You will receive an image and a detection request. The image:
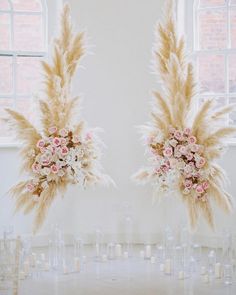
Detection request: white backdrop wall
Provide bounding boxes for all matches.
[0,0,236,244]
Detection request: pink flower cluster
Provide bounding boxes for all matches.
[150,127,209,201]
[26,126,93,196]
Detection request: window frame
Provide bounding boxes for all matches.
[0,0,48,146]
[181,0,236,145]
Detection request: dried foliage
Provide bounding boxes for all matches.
[5,4,111,232]
[134,0,236,229]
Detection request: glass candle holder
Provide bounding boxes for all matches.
[224,264,233,285]
[107,243,115,260]
[94,229,103,261]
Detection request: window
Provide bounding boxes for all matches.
[0,0,47,140]
[193,0,236,130]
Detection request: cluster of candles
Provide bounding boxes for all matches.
[2,225,234,286]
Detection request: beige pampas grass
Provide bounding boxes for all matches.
[134,0,236,229]
[5,3,111,233]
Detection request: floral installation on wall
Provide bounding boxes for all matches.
[5,4,112,232]
[134,0,236,228]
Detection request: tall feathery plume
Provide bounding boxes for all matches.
[5,3,112,233]
[134,0,236,229]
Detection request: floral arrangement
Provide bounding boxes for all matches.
[5,4,111,232]
[134,0,236,228]
[149,127,209,202]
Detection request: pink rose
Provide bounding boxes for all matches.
[184,128,191,136]
[72,135,80,144]
[40,147,46,154]
[191,144,199,153]
[179,145,187,155]
[48,126,57,135]
[174,151,181,158]
[163,147,173,158]
[196,184,204,194]
[184,179,193,189]
[186,153,193,161]
[196,157,206,168]
[51,164,59,174]
[53,137,61,147]
[37,139,45,148]
[188,136,197,144]
[60,138,67,146]
[162,164,170,172]
[155,168,161,174]
[60,146,69,156]
[202,181,209,190]
[174,130,183,141]
[26,183,35,192]
[86,132,92,141]
[59,128,68,137]
[32,163,40,173]
[47,146,56,155]
[40,154,51,166]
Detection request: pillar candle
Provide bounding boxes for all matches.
[123,251,129,259]
[164,259,171,274]
[115,244,122,257]
[74,257,80,272]
[203,274,209,283]
[23,261,30,275]
[150,256,156,264]
[160,263,165,272]
[145,245,151,259]
[178,271,185,280]
[215,263,222,279]
[140,250,145,259]
[200,266,206,275]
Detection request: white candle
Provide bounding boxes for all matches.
[215,262,222,278]
[164,259,171,274]
[19,271,26,280]
[150,256,156,264]
[40,253,46,261]
[200,266,206,275]
[145,245,151,259]
[23,261,30,275]
[102,254,107,262]
[74,257,80,272]
[30,253,36,267]
[203,274,209,283]
[140,250,145,259]
[178,271,185,280]
[115,244,122,257]
[160,263,165,272]
[123,251,129,259]
[63,263,68,274]
[82,255,87,263]
[44,262,50,271]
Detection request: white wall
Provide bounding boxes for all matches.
[0,0,236,244]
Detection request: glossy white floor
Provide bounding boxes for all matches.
[17,246,236,295]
